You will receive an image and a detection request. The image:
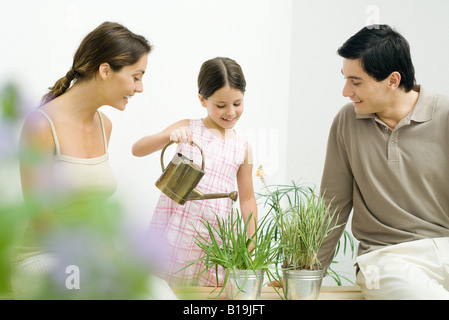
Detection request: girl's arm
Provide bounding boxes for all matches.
[132,119,191,157]
[236,142,258,245]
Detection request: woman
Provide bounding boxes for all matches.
[12,21,172,299]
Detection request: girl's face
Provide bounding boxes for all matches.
[101,54,148,110]
[199,85,244,134]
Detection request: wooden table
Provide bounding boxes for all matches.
[172,285,364,300]
[1,286,363,300]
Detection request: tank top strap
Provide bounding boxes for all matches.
[96,110,108,153]
[35,109,62,155]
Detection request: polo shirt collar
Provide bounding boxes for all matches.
[409,85,434,123]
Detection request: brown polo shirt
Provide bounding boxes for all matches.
[318,85,449,270]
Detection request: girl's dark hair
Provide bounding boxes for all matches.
[41,22,152,105]
[198,57,246,99]
[337,24,416,92]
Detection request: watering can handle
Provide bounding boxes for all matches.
[160,140,205,171]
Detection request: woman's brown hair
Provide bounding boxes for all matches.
[40,22,152,106]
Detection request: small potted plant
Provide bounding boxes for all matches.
[184,209,280,300]
[256,166,344,300]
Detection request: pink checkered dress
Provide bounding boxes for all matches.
[148,119,247,286]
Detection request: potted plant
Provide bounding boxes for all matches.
[256,166,345,300]
[184,209,281,300]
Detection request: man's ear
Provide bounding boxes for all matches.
[388,71,401,90]
[198,94,207,108]
[98,63,111,80]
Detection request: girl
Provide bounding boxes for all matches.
[12,22,164,299]
[132,57,257,286]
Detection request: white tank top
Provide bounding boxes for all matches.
[36,109,117,201]
[12,110,118,263]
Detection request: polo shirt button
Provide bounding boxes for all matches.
[391,141,395,146]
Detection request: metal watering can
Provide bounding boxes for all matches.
[155,141,238,205]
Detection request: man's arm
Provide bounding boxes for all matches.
[318,112,354,271]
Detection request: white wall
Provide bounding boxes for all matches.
[0,0,293,225]
[2,0,449,287]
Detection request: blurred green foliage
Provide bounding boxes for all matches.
[1,82,20,121]
[0,203,29,294]
[0,81,24,298]
[34,196,154,299]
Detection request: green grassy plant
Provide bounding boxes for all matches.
[183,209,281,298]
[271,185,340,270]
[256,166,356,285]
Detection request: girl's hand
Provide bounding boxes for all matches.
[169,126,193,145]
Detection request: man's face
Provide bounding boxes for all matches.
[341,58,390,115]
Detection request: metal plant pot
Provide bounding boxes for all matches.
[283,268,323,300]
[225,269,265,300]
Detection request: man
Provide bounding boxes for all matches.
[318,24,449,299]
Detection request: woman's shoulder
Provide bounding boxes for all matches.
[20,109,55,152]
[22,109,52,134]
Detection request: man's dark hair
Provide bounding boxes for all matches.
[338,24,416,92]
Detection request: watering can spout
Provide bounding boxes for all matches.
[188,189,239,202]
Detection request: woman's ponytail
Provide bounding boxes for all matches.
[40,69,76,106]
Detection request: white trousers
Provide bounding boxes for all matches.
[356,237,449,300]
